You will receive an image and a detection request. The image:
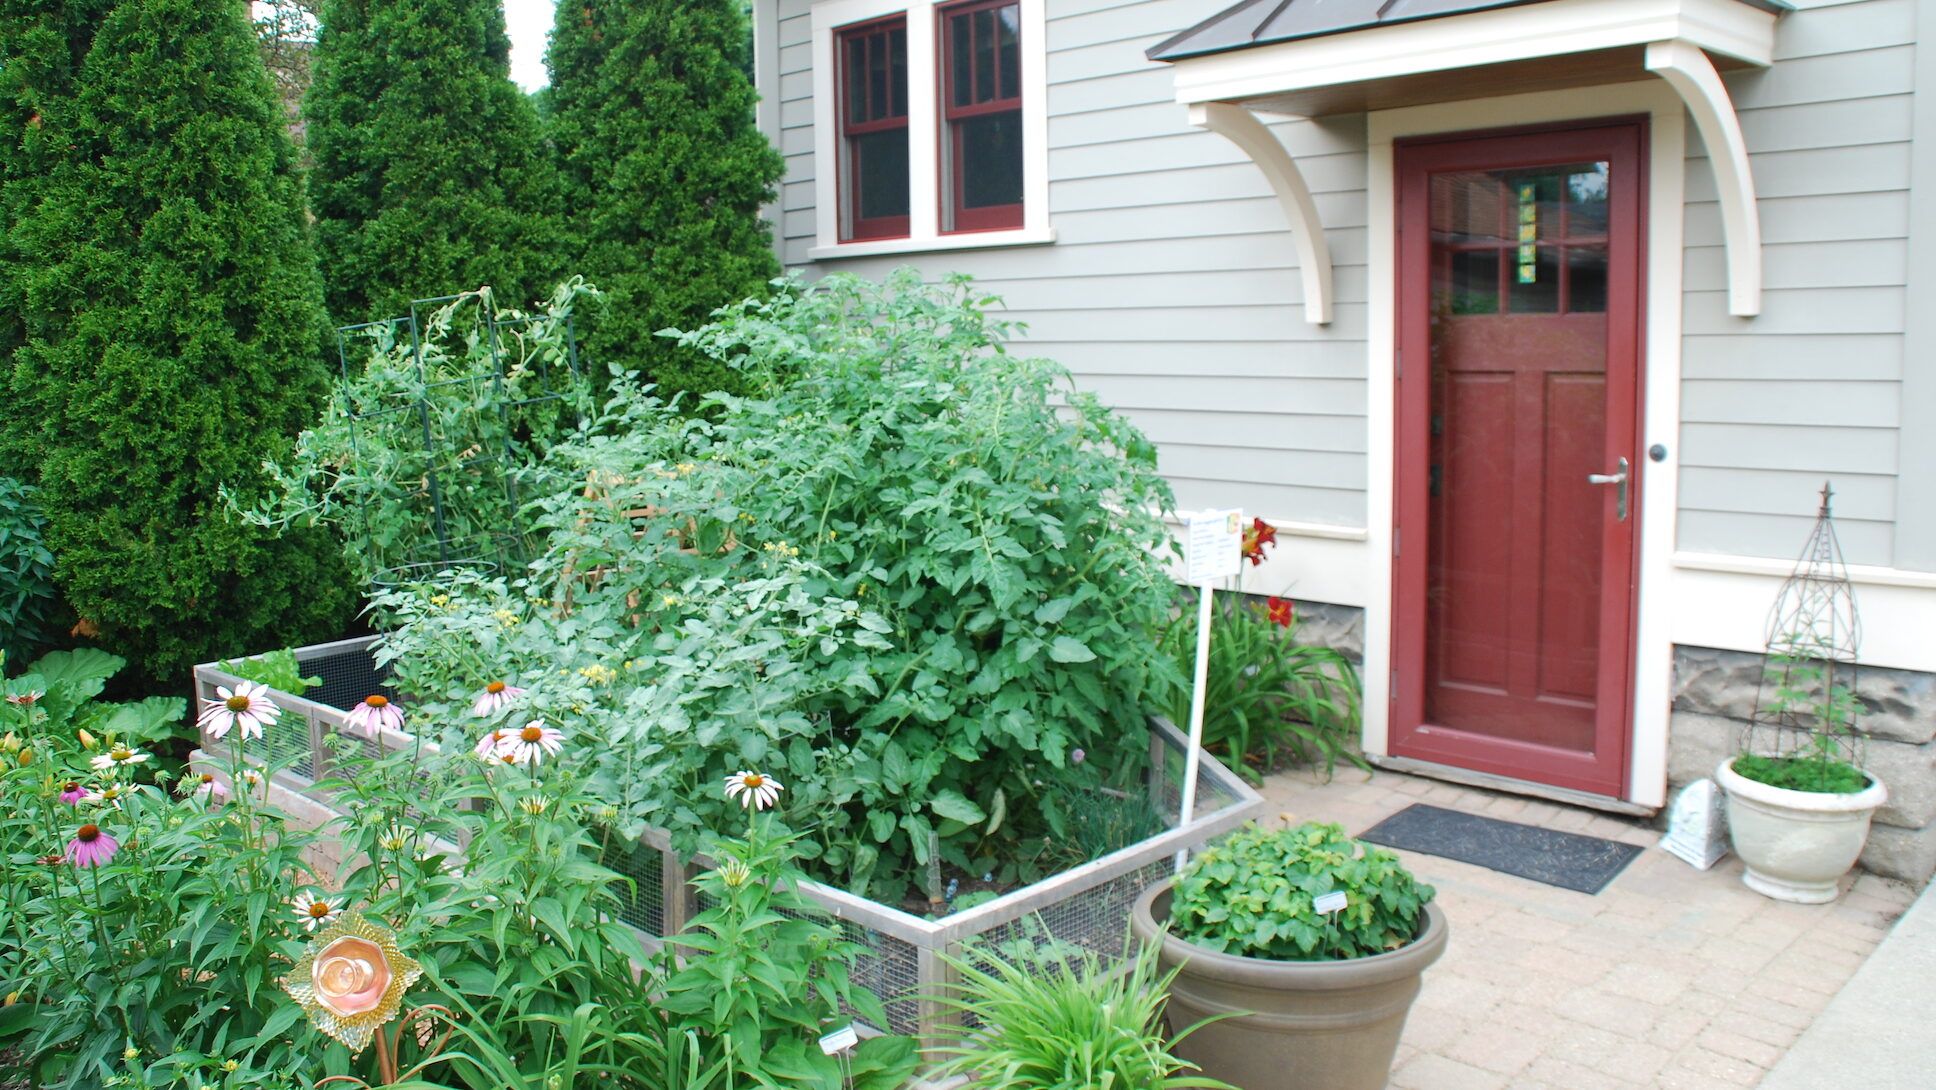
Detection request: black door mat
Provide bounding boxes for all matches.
[1358,803,1643,894]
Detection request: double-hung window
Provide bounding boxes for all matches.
[839,16,910,241]
[812,0,1048,255]
[940,1,1023,232]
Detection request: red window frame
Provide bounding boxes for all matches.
[939,0,1024,233]
[838,15,910,242]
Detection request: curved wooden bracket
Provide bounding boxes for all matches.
[1190,102,1335,325]
[1647,39,1761,317]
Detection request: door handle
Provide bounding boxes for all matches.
[1587,457,1631,521]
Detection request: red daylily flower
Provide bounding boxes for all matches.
[1241,517,1277,566]
[1266,596,1294,628]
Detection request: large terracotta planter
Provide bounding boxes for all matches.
[1131,881,1448,1090]
[1716,756,1887,904]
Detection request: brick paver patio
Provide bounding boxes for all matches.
[1258,766,1916,1089]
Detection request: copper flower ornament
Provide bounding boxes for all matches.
[282,912,423,1054]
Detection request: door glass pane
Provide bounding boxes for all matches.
[959,110,1023,209]
[1567,246,1608,312]
[1567,165,1611,237]
[1443,250,1500,315]
[1431,172,1509,242]
[854,130,909,220]
[1508,246,1561,313]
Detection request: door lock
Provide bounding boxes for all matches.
[1587,457,1631,521]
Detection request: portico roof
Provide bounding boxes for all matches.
[1148,0,1786,63]
[1148,0,1786,323]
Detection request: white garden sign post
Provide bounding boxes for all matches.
[1177,509,1243,871]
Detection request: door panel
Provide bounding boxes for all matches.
[1392,123,1644,798]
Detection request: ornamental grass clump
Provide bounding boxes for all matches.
[932,937,1231,1090]
[1169,822,1435,961]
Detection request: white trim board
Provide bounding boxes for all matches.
[1165,0,1779,107]
[1362,80,1689,809]
[807,0,1050,259]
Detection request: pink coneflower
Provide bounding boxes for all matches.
[472,726,514,762]
[198,681,281,741]
[59,782,86,805]
[5,689,42,707]
[89,744,149,773]
[65,824,119,868]
[345,694,403,737]
[178,771,228,803]
[503,721,564,766]
[290,890,341,932]
[724,770,783,811]
[471,680,525,718]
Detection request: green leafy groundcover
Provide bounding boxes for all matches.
[1168,822,1435,962]
[371,271,1186,905]
[1733,753,1871,794]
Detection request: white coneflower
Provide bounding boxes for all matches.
[470,680,525,718]
[89,744,149,773]
[519,795,551,816]
[377,825,410,853]
[344,694,403,737]
[290,890,341,932]
[503,721,564,766]
[198,682,281,741]
[724,770,783,811]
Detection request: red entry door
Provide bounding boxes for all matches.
[1391,122,1644,799]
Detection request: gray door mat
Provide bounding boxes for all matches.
[1359,803,1642,894]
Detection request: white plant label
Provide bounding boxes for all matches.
[1314,891,1349,915]
[1184,508,1243,586]
[818,1024,859,1056]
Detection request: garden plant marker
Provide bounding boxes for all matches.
[1178,508,1243,871]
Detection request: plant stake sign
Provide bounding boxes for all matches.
[1178,509,1244,870]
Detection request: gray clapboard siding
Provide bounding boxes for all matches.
[1677,333,1902,380]
[1681,510,1894,564]
[1674,0,1912,566]
[1683,239,1907,293]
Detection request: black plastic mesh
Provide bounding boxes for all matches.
[303,647,394,713]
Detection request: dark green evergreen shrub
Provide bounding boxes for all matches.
[0,0,111,470]
[0,478,63,665]
[546,0,784,401]
[3,0,353,686]
[307,0,565,323]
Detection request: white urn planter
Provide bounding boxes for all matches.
[1715,757,1887,904]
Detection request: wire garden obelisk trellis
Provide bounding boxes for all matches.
[1741,483,1865,770]
[334,288,588,585]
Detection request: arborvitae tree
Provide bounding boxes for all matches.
[546,0,784,400]
[0,0,111,471]
[307,0,564,323]
[4,0,353,684]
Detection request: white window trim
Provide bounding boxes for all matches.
[807,0,1051,260]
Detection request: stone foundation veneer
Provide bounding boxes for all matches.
[1670,645,1936,885]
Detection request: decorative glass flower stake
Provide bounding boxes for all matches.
[283,913,428,1084]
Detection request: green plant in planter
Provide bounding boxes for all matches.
[1169,822,1434,961]
[932,936,1231,1089]
[1734,643,1868,794]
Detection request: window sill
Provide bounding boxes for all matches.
[807,226,1055,261]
